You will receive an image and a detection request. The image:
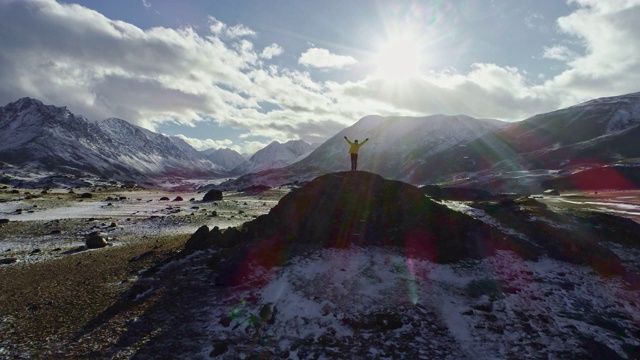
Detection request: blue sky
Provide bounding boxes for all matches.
[1,0,639,154]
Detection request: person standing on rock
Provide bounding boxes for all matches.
[344,136,369,171]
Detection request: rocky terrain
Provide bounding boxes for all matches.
[0,183,288,358]
[3,172,637,358]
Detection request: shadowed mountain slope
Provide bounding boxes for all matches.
[406,92,640,185]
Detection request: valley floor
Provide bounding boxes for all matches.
[1,186,639,359]
[0,185,288,358]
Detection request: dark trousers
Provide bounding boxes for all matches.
[350,153,358,171]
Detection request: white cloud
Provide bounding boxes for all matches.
[261,43,283,59]
[1,0,639,152]
[208,15,256,39]
[542,0,640,101]
[142,0,151,9]
[543,45,578,61]
[298,48,358,69]
[173,134,232,151]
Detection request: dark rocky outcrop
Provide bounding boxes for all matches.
[184,225,221,251]
[471,197,627,276]
[0,257,18,265]
[203,189,223,202]
[86,232,108,249]
[198,172,545,285]
[185,171,630,286]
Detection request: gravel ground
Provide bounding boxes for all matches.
[0,184,288,358]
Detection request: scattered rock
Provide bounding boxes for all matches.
[184,226,225,252]
[109,222,117,228]
[209,341,229,357]
[86,232,108,249]
[0,258,18,265]
[173,196,183,202]
[0,218,9,224]
[159,196,170,201]
[203,189,223,202]
[184,225,213,251]
[80,192,93,199]
[30,249,41,254]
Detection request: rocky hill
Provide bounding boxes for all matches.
[82,171,640,358]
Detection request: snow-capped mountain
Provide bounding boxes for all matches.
[168,135,205,159]
[200,147,246,172]
[230,139,317,176]
[0,98,226,182]
[218,114,504,189]
[405,91,640,188]
[168,136,245,172]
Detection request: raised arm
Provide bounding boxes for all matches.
[344,136,353,145]
[361,138,369,145]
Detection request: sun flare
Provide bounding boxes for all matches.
[374,35,423,80]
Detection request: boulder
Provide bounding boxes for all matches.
[185,225,212,251]
[185,225,223,251]
[86,232,108,249]
[0,257,18,265]
[173,196,183,202]
[203,189,223,202]
[0,218,9,224]
[80,192,93,199]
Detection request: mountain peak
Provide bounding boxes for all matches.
[7,97,44,112]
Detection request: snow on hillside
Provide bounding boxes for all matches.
[200,148,246,171]
[155,247,640,359]
[0,98,226,182]
[570,92,640,134]
[231,140,317,175]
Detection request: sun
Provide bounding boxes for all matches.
[373,35,423,80]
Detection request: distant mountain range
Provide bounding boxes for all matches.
[0,97,315,184]
[221,92,640,192]
[402,92,640,192]
[217,114,506,190]
[1,92,639,192]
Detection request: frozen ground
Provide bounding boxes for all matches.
[0,186,288,264]
[538,190,640,223]
[2,183,640,358]
[105,247,640,359]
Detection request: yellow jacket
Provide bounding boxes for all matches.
[344,137,368,154]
